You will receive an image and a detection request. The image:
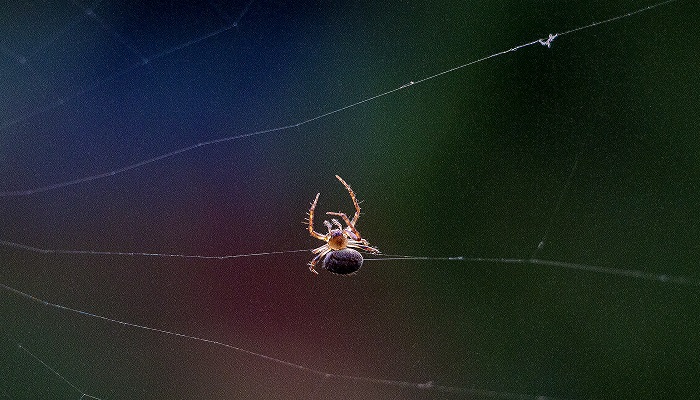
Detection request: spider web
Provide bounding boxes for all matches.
[1,0,699,399]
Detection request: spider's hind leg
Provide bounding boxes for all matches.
[309,247,331,274]
[348,240,380,254]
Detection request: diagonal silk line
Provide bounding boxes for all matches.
[0,0,684,196]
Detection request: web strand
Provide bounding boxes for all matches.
[0,0,684,197]
[0,3,246,134]
[0,283,565,400]
[16,344,102,400]
[72,0,148,63]
[530,143,584,259]
[558,0,682,37]
[28,0,107,59]
[0,239,310,260]
[2,239,697,287]
[366,255,700,287]
[234,0,257,26]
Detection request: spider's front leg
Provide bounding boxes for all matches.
[335,175,362,225]
[308,193,326,240]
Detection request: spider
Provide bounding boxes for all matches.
[307,175,380,275]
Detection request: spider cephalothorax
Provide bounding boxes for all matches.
[307,175,380,275]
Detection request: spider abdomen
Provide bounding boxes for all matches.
[323,248,363,275]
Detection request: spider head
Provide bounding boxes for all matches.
[328,229,348,250]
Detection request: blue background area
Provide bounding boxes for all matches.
[1,0,699,399]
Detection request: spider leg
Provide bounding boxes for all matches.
[348,239,380,254]
[308,193,326,240]
[308,246,332,274]
[327,211,362,240]
[323,220,333,234]
[312,243,329,254]
[335,175,361,226]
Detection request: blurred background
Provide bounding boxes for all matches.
[1,0,699,398]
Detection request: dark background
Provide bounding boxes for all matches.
[1,0,699,399]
